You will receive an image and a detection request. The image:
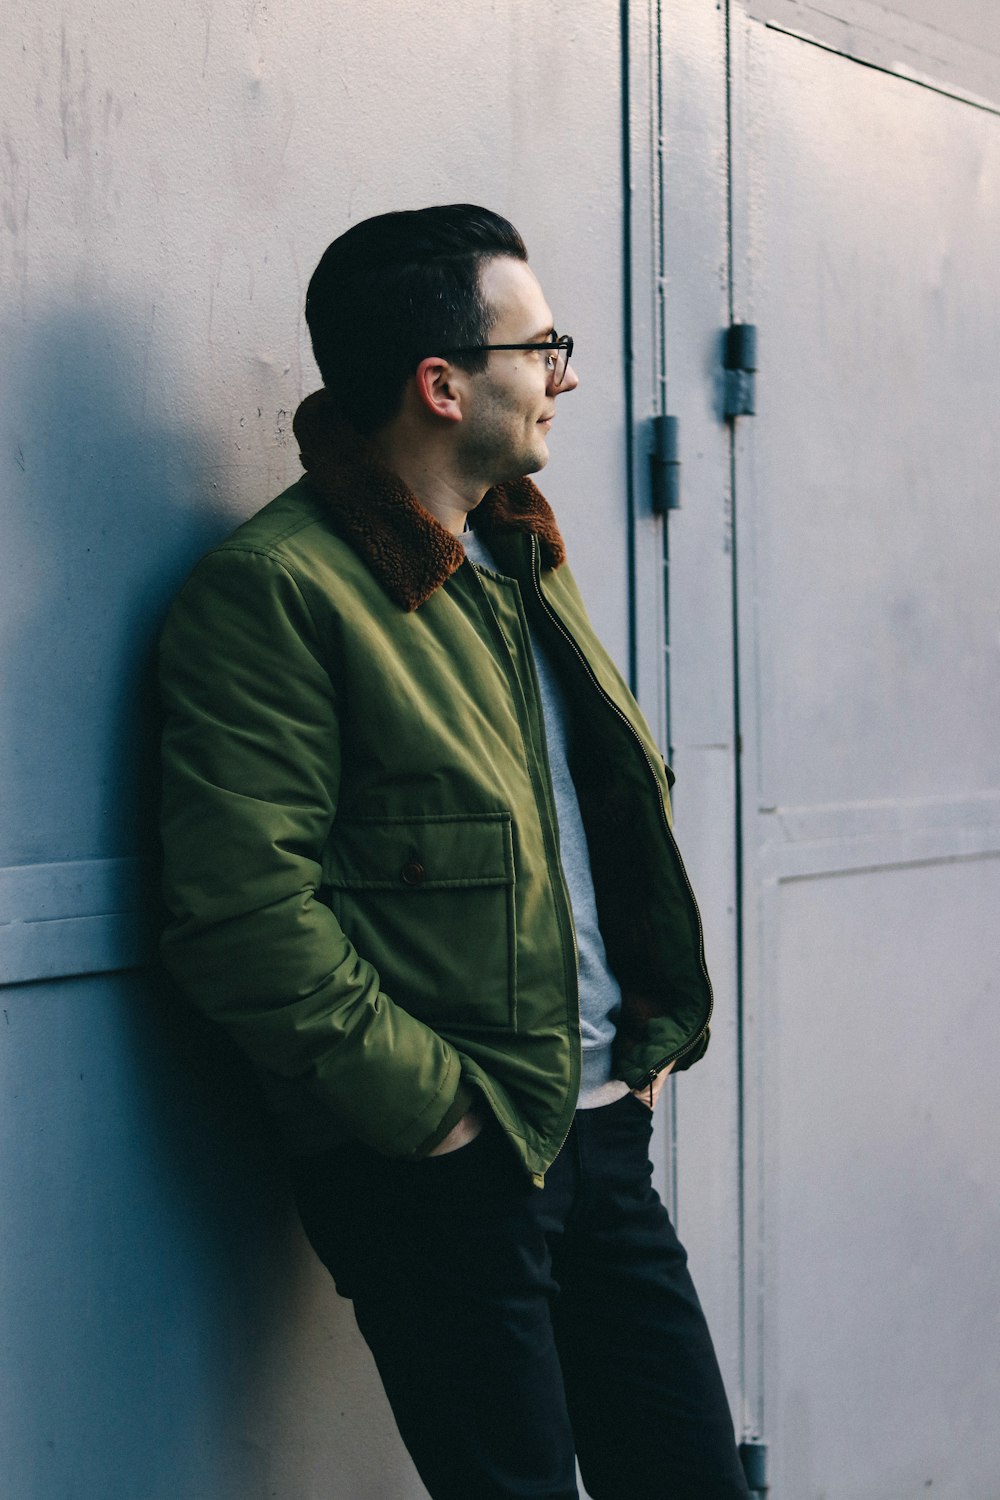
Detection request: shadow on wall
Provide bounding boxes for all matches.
[0,300,240,873]
[1,966,320,1498]
[0,302,368,1497]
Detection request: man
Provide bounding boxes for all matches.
[159,205,750,1500]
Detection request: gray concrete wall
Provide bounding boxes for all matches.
[0,5,631,1495]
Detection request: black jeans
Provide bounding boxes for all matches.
[290,1093,750,1500]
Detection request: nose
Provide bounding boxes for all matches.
[550,359,579,395]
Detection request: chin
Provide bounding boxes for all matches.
[522,440,551,477]
[493,447,548,486]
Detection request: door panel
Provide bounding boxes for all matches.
[732,16,1000,1495]
[649,0,744,1413]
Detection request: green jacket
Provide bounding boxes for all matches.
[159,394,712,1185]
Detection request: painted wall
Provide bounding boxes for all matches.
[0,5,630,1495]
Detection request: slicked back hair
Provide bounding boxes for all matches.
[305,204,528,436]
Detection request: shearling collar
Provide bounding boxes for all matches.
[293,389,566,612]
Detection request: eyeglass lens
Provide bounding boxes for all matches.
[549,338,571,385]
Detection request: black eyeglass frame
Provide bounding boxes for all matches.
[436,334,574,385]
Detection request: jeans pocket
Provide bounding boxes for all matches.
[410,1116,495,1173]
[621,1088,655,1118]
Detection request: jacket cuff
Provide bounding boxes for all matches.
[672,1025,711,1073]
[412,1081,477,1158]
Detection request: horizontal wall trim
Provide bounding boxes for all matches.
[0,859,149,986]
[758,825,1000,884]
[749,0,1000,113]
[757,791,1000,840]
[753,793,1000,881]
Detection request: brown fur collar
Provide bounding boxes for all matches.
[293,389,566,612]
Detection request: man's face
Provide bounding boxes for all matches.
[455,256,578,486]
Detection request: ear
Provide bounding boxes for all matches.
[413,356,466,423]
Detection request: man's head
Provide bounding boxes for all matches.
[305,207,577,495]
[305,204,530,438]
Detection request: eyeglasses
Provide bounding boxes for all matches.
[438,333,574,387]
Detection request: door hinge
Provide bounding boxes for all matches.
[650,413,681,514]
[723,322,758,417]
[738,1439,769,1494]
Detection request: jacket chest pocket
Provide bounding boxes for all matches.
[322,813,517,1032]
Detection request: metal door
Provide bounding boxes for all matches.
[729,9,1000,1496]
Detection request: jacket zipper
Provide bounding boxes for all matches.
[527,537,714,1088]
[466,557,583,1180]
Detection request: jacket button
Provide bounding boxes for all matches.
[401,860,425,886]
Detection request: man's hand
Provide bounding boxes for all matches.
[630,1060,676,1111]
[427,1108,483,1156]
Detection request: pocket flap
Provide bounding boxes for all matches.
[324,813,514,890]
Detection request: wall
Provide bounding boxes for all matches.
[0,5,631,1495]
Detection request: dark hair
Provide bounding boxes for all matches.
[305,204,528,436]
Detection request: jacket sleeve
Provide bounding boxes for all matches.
[158,545,472,1158]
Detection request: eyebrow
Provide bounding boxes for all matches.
[524,325,557,343]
